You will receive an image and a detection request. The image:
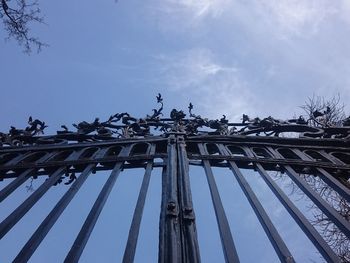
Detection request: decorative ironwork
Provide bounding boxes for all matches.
[1,94,350,149]
[0,94,349,262]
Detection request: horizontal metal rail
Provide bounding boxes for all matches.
[0,154,167,172]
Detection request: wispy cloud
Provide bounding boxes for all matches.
[155,48,256,119]
[149,0,338,38]
[145,0,350,43]
[158,0,229,19]
[254,0,337,38]
[146,0,350,117]
[339,0,350,24]
[146,0,230,32]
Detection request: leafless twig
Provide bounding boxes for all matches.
[0,0,47,53]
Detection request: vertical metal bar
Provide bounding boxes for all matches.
[177,136,201,263]
[0,169,34,202]
[158,167,167,263]
[159,135,181,263]
[13,165,94,263]
[0,152,54,202]
[198,143,240,263]
[13,148,109,263]
[243,146,340,262]
[2,153,28,166]
[318,150,346,165]
[122,144,156,263]
[0,167,66,239]
[267,147,350,238]
[64,146,132,263]
[316,168,350,202]
[217,145,295,263]
[292,149,350,202]
[0,149,85,239]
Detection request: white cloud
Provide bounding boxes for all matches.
[156,49,236,88]
[255,0,337,38]
[148,1,350,118]
[149,0,339,38]
[160,0,229,19]
[146,0,230,32]
[155,48,256,119]
[339,0,350,24]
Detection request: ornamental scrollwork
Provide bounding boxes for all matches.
[1,94,350,148]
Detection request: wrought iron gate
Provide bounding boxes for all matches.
[0,96,349,262]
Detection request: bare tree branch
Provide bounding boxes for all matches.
[0,0,47,53]
[301,94,346,128]
[272,171,350,262]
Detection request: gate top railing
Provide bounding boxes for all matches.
[1,94,350,149]
[0,94,349,262]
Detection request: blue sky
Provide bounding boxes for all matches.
[1,0,350,132]
[1,0,350,262]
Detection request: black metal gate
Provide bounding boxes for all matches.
[1,96,349,262]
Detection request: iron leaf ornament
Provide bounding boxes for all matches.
[1,94,350,147]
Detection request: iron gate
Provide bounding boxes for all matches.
[0,96,349,262]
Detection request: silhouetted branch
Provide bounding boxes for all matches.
[0,0,47,53]
[301,94,346,128]
[272,171,350,261]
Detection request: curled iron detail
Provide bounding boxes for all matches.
[1,94,350,148]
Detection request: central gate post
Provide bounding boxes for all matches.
[177,135,201,263]
[159,134,201,263]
